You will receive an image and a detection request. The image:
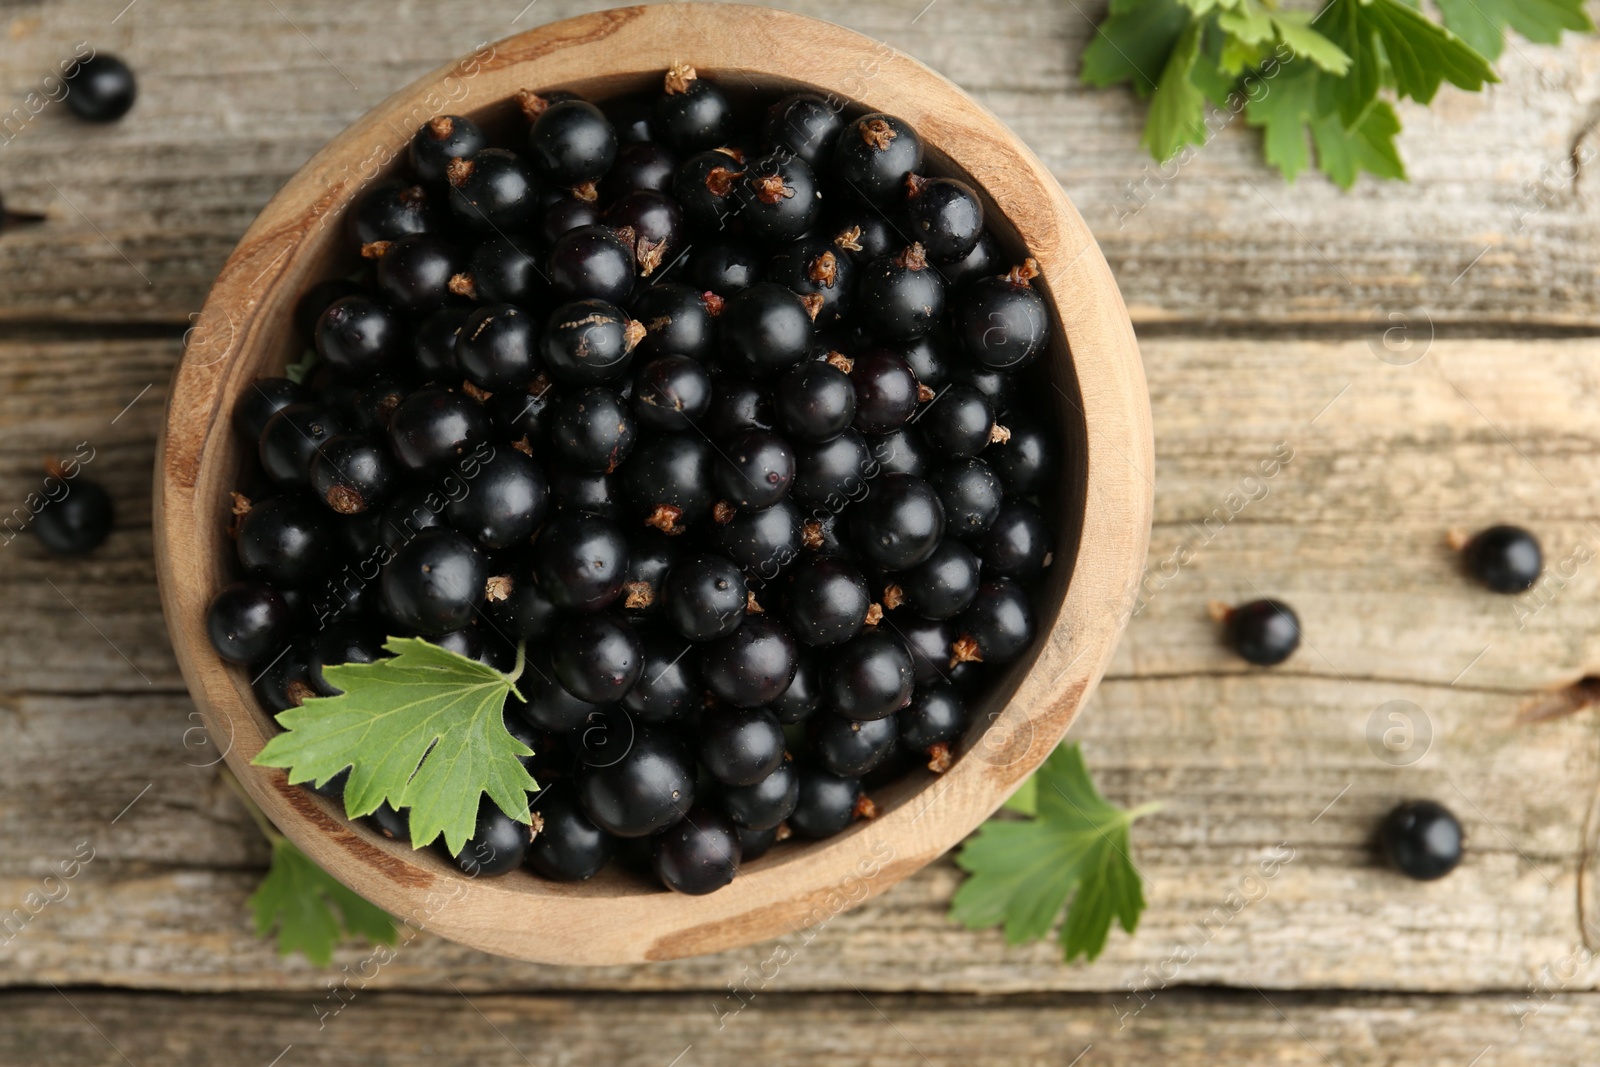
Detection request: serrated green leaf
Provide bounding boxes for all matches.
[1436,0,1591,61]
[1311,99,1407,187]
[1003,774,1038,816]
[1245,61,1323,182]
[1142,19,1210,161]
[1316,0,1496,122]
[1081,0,1193,98]
[1176,0,1236,13]
[1218,1,1273,44]
[950,744,1159,963]
[1314,0,1381,125]
[1271,12,1352,74]
[249,837,397,966]
[254,637,537,853]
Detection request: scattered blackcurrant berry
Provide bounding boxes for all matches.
[1460,524,1542,593]
[1379,800,1463,881]
[1222,598,1300,667]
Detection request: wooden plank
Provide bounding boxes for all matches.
[2,989,1598,1066]
[1,1,1598,326]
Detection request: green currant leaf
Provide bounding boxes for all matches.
[1315,0,1495,125]
[249,836,397,966]
[253,637,537,854]
[1271,12,1352,75]
[1142,18,1210,161]
[950,743,1159,963]
[1245,61,1324,182]
[1435,0,1592,61]
[1311,99,1407,188]
[1081,0,1193,98]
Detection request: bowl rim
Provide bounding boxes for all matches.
[154,2,1153,965]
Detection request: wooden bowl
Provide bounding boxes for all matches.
[154,3,1152,965]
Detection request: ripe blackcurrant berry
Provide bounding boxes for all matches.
[788,767,863,839]
[311,434,398,515]
[537,194,604,249]
[653,807,741,894]
[850,348,921,434]
[698,706,786,785]
[387,388,490,472]
[664,553,747,641]
[549,386,636,473]
[958,261,1049,370]
[548,224,637,304]
[792,429,872,511]
[32,478,114,555]
[467,235,545,307]
[380,527,488,635]
[1462,525,1542,593]
[65,54,136,122]
[352,375,408,434]
[315,295,406,377]
[899,682,967,754]
[294,280,362,341]
[621,432,715,533]
[633,355,713,431]
[367,802,412,845]
[720,282,815,379]
[620,529,683,616]
[254,639,315,712]
[352,180,437,244]
[701,615,799,707]
[1224,599,1300,666]
[979,499,1052,580]
[868,427,934,479]
[950,361,1016,417]
[532,512,629,611]
[918,383,994,457]
[784,555,871,647]
[236,495,330,585]
[414,309,467,379]
[528,782,615,881]
[457,304,540,391]
[1379,800,1463,881]
[956,577,1036,665]
[541,299,644,385]
[550,467,618,517]
[370,233,459,312]
[810,712,898,777]
[260,403,348,487]
[622,629,700,723]
[931,457,1003,540]
[630,284,717,362]
[897,537,981,619]
[897,332,960,389]
[986,408,1056,494]
[738,152,820,243]
[206,581,293,665]
[527,99,618,186]
[484,568,561,644]
[234,378,307,443]
[776,358,856,443]
[769,238,854,324]
[903,174,984,262]
[522,653,604,731]
[858,244,944,341]
[655,64,733,153]
[850,473,945,570]
[703,375,776,438]
[721,753,800,830]
[606,189,684,277]
[444,447,549,549]
[410,115,488,184]
[552,611,643,704]
[602,140,678,200]
[888,611,954,687]
[713,430,795,509]
[674,148,744,230]
[576,726,697,837]
[770,655,821,724]
[447,148,542,230]
[832,113,923,204]
[711,496,804,577]
[825,630,915,721]
[689,236,763,293]
[451,799,530,878]
[764,93,844,167]
[828,211,896,265]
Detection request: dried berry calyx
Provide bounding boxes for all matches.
[485,574,513,602]
[752,172,794,203]
[646,503,685,533]
[515,88,553,121]
[445,157,474,187]
[664,62,697,94]
[926,743,953,774]
[426,115,456,139]
[825,351,853,373]
[833,225,864,252]
[623,581,655,610]
[989,423,1011,444]
[807,250,839,288]
[705,165,743,196]
[950,635,984,667]
[1004,258,1041,287]
[622,319,648,351]
[448,273,477,299]
[800,293,824,321]
[713,500,736,523]
[896,243,929,271]
[861,117,897,150]
[360,241,392,259]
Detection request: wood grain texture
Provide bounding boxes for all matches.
[3,0,1600,326]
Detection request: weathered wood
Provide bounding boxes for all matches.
[2,988,1598,1065]
[3,0,1600,326]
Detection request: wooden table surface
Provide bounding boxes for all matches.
[4,0,1600,1063]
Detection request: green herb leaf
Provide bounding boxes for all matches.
[249,836,397,966]
[1271,12,1352,75]
[253,637,537,854]
[1315,0,1495,125]
[1142,18,1211,161]
[1245,62,1323,182]
[1436,0,1592,61]
[1080,0,1193,98]
[1310,100,1407,188]
[950,743,1159,963]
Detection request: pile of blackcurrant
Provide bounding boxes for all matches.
[208,66,1061,895]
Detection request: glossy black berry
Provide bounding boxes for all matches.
[792,429,873,511]
[467,235,545,307]
[986,409,1056,494]
[711,497,804,578]
[737,823,778,860]
[898,682,966,753]
[602,140,678,200]
[764,92,844,167]
[254,639,316,712]
[576,726,696,837]
[410,115,488,184]
[236,495,329,585]
[352,180,437,244]
[414,309,466,379]
[701,615,799,708]
[950,361,1017,417]
[234,378,308,443]
[784,556,870,647]
[621,433,715,533]
[943,230,1001,287]
[484,569,560,644]
[738,152,820,243]
[607,189,685,277]
[457,304,540,391]
[371,233,459,312]
[311,434,398,515]
[452,799,530,878]
[689,236,762,293]
[367,802,412,845]
[653,807,740,895]
[769,237,854,324]
[655,65,733,152]
[859,244,944,341]
[850,473,945,571]
[713,430,794,509]
[32,479,113,555]
[721,753,800,830]
[958,263,1049,370]
[447,148,542,230]
[828,211,896,265]
[527,783,615,881]
[825,630,914,721]
[541,299,643,385]
[698,706,785,785]
[65,54,136,122]
[528,99,617,186]
[537,194,604,249]
[1379,800,1463,881]
[788,767,862,839]
[547,223,636,304]
[549,387,636,474]
[868,427,933,479]
[445,447,549,549]
[810,712,898,777]
[931,457,1003,540]
[979,499,1052,580]
[352,376,409,434]
[776,359,856,443]
[850,349,920,434]
[387,388,490,472]
[532,512,629,611]
[521,654,604,732]
[957,577,1036,665]
[898,538,981,619]
[720,283,815,379]
[1225,599,1300,666]
[918,384,994,457]
[549,468,617,520]
[620,529,682,617]
[832,113,922,203]
[294,280,362,341]
[663,553,747,640]
[630,284,717,361]
[703,375,775,438]
[206,581,293,665]
[552,611,642,703]
[903,174,983,262]
[897,332,959,389]
[632,355,713,431]
[622,629,700,723]
[315,296,406,377]
[380,527,487,635]
[1462,525,1542,593]
[884,611,952,687]
[674,148,744,230]
[260,403,348,487]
